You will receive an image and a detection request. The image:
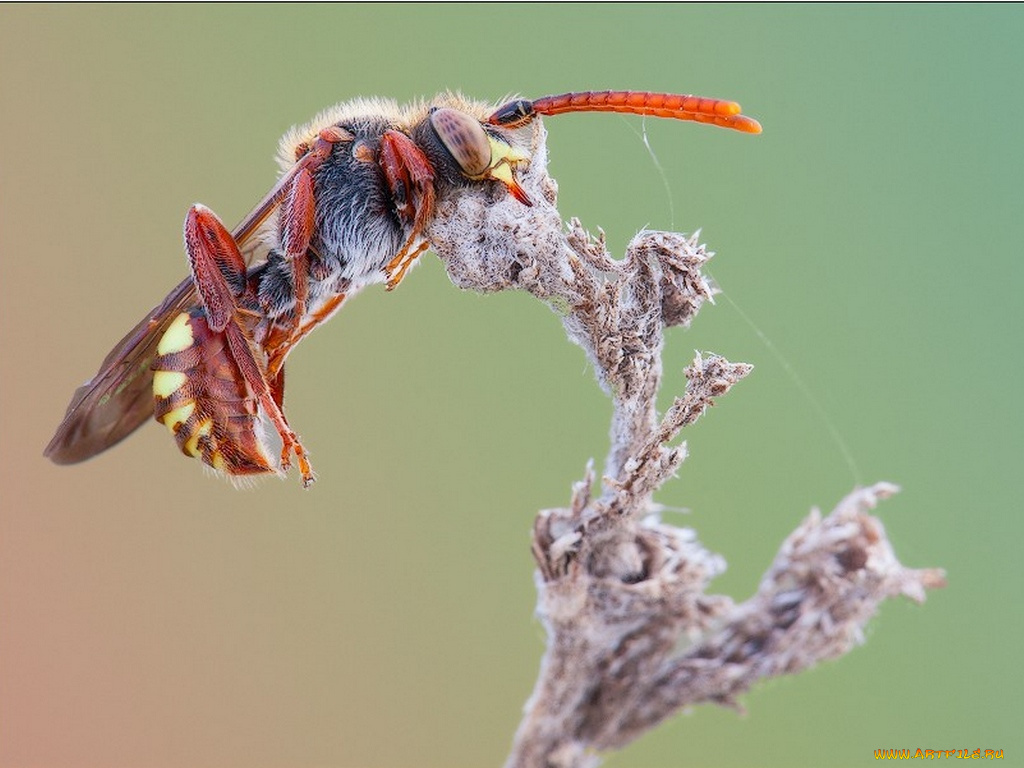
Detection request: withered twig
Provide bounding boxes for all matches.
[426,120,944,768]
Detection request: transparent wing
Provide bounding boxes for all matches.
[44,278,199,463]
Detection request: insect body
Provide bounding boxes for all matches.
[45,91,761,487]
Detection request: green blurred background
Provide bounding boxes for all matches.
[2,5,1020,767]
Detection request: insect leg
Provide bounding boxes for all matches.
[378,130,436,290]
[266,290,349,382]
[184,206,316,487]
[277,167,315,334]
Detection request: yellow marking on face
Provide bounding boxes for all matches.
[487,162,517,187]
[482,136,530,193]
[159,400,196,433]
[157,312,194,355]
[486,135,530,167]
[153,370,187,399]
[183,418,212,458]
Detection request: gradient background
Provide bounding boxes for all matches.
[2,5,1020,767]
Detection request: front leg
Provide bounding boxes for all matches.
[378,129,436,290]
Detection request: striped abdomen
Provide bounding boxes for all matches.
[152,309,279,478]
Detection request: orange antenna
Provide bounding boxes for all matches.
[488,90,761,134]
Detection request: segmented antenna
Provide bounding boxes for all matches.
[488,90,762,134]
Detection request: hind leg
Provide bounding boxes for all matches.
[182,202,316,487]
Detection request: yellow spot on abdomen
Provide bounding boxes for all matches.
[159,400,195,433]
[157,312,194,355]
[183,418,213,458]
[153,370,188,399]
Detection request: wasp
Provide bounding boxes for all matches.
[44,90,761,487]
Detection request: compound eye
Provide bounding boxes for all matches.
[429,108,491,178]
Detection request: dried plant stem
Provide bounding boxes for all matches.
[426,121,944,768]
